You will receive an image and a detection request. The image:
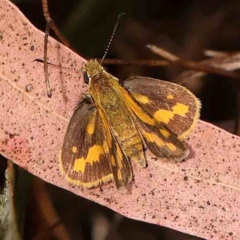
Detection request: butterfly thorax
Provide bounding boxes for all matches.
[89,73,120,111]
[89,72,137,136]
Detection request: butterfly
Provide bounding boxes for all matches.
[59,59,200,188]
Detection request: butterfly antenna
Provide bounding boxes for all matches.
[100,13,125,64]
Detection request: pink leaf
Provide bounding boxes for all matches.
[0,1,239,239]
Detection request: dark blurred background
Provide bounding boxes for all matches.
[2,0,240,239]
[13,0,240,124]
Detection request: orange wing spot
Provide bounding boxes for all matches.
[166,142,177,151]
[154,103,189,124]
[87,113,96,135]
[102,141,109,154]
[160,129,170,138]
[72,146,77,153]
[172,103,189,117]
[154,110,174,124]
[132,93,151,104]
[116,145,124,168]
[117,169,123,180]
[73,145,104,173]
[142,131,164,147]
[110,156,116,166]
[167,94,174,99]
[59,150,113,188]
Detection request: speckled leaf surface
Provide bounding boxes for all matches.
[1,1,240,239]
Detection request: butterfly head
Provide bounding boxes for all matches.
[83,59,104,84]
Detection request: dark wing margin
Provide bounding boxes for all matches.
[124,76,200,139]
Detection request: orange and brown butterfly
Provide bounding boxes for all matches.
[59,59,200,189]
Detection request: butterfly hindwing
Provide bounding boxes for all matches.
[117,84,189,161]
[135,118,189,161]
[124,76,200,139]
[96,106,133,188]
[109,132,133,188]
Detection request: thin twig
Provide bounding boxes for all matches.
[43,22,52,98]
[147,44,240,81]
[42,0,71,48]
[34,58,169,72]
[32,220,62,240]
[33,178,71,240]
[101,58,169,66]
[204,49,240,58]
[42,0,74,98]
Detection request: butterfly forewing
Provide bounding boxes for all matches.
[124,76,200,139]
[60,97,133,188]
[60,98,113,188]
[94,106,133,188]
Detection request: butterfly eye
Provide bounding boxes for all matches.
[83,72,89,84]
